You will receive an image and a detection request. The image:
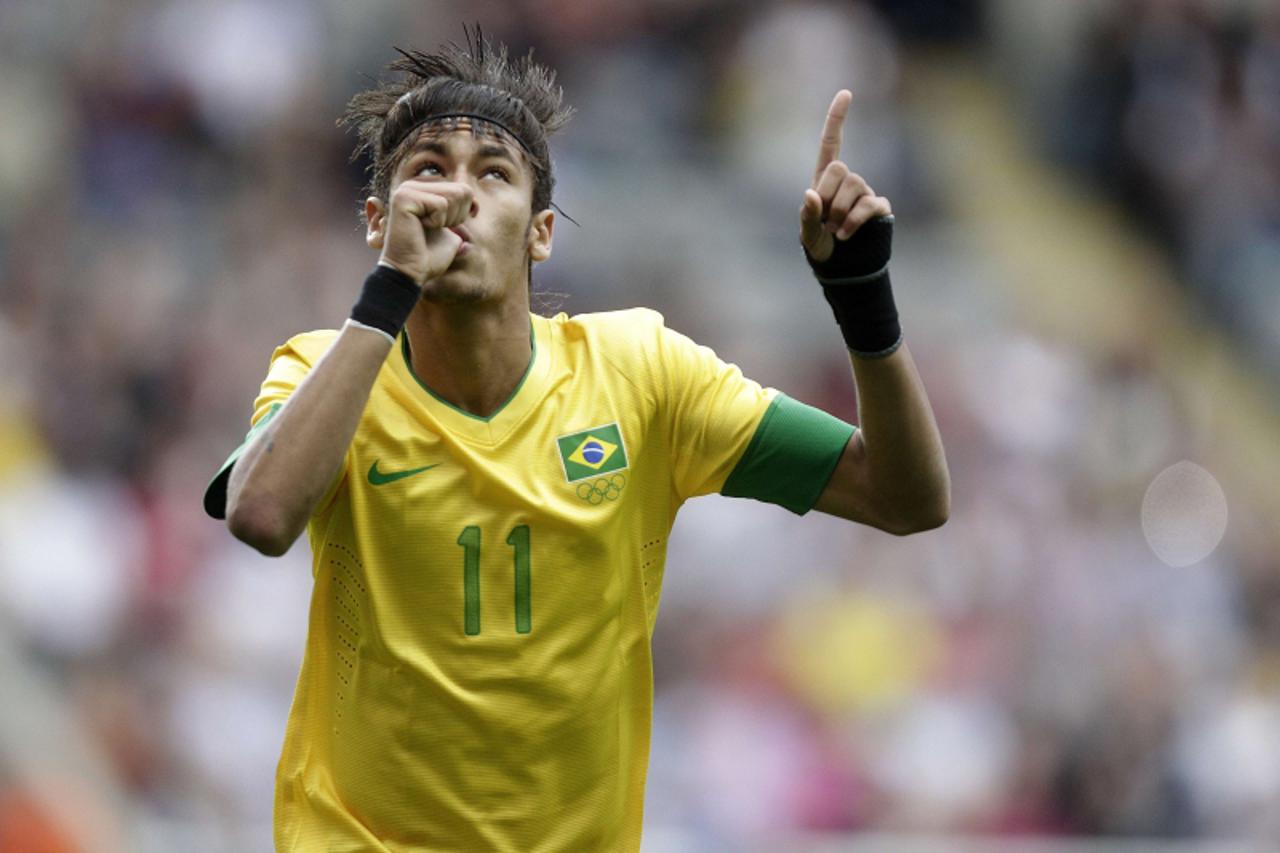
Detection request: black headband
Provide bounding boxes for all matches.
[398,111,538,161]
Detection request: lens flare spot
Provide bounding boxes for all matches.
[1141,461,1228,567]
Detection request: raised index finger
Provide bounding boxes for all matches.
[813,89,853,187]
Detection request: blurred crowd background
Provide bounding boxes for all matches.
[1,0,1279,850]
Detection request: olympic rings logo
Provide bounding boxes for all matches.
[576,473,627,504]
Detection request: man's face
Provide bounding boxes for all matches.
[370,122,554,304]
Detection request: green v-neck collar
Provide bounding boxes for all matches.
[389,315,553,445]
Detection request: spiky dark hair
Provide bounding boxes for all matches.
[340,27,573,219]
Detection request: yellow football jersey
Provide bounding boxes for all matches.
[206,308,854,852]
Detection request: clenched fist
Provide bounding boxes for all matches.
[799,90,892,264]
[379,179,475,284]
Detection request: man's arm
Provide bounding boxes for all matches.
[800,90,949,534]
[226,326,393,555]
[224,178,473,555]
[813,344,949,534]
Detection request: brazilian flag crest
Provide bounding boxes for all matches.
[556,423,628,483]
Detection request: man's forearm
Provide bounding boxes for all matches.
[226,323,392,555]
[848,342,949,529]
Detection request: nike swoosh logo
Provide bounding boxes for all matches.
[368,460,440,486]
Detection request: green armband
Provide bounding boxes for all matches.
[721,394,855,514]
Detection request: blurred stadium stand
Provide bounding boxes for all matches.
[1,1,1279,850]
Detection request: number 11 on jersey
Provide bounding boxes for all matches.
[457,525,532,636]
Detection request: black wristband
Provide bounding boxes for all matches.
[804,215,902,358]
[350,264,421,339]
[821,276,902,357]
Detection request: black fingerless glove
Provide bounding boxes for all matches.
[804,215,902,358]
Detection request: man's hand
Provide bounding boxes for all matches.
[800,90,892,263]
[379,179,474,283]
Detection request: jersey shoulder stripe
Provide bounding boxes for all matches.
[202,329,340,519]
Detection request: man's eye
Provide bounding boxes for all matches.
[483,166,510,181]
[416,162,443,176]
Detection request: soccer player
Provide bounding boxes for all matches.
[204,33,948,852]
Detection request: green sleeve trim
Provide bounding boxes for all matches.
[202,402,282,520]
[720,394,856,515]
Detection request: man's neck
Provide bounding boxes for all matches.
[402,298,533,419]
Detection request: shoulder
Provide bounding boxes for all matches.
[543,306,734,380]
[546,307,672,366]
[547,307,667,344]
[546,307,708,362]
[270,329,341,368]
[542,308,671,403]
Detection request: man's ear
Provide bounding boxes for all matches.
[527,208,555,262]
[366,197,387,250]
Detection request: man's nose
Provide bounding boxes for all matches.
[449,169,480,217]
